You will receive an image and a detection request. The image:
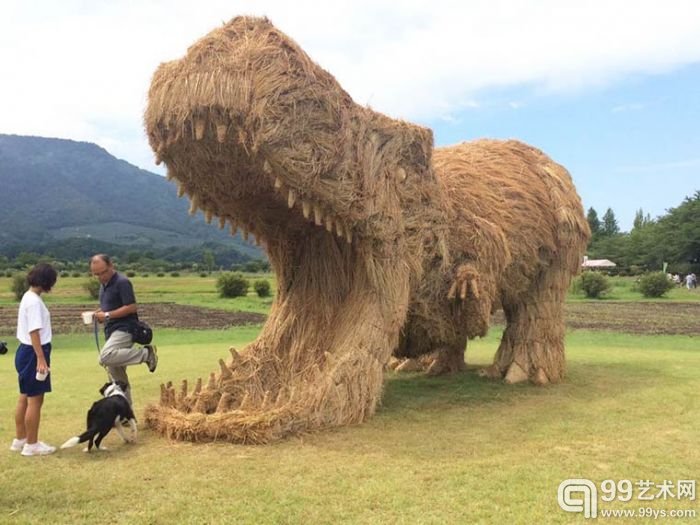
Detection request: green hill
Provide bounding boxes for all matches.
[0,134,261,263]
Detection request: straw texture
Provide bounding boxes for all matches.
[143,16,589,443]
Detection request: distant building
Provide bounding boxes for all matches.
[581,256,617,269]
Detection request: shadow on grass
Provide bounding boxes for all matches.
[379,358,668,415]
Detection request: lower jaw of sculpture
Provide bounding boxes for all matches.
[144,249,409,444]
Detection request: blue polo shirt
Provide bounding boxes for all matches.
[99,272,138,339]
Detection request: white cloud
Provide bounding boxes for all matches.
[1,0,700,170]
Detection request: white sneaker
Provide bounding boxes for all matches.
[9,438,27,452]
[21,441,56,456]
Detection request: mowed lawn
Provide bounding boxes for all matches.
[1,325,698,524]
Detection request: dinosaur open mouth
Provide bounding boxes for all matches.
[148,106,357,248]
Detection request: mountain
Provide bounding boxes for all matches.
[0,134,261,261]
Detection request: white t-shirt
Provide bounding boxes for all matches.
[16,290,52,345]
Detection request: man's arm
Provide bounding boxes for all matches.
[95,303,137,323]
[95,277,138,323]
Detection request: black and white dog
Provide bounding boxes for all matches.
[61,381,137,452]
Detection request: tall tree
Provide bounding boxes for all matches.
[632,208,652,230]
[586,207,601,237]
[601,208,619,236]
[202,249,215,274]
[654,191,700,270]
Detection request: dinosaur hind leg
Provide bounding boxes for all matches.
[486,266,568,385]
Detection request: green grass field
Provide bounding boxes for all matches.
[1,274,698,523]
[1,328,698,524]
[0,274,277,313]
[1,273,698,307]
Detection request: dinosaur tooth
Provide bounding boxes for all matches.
[180,379,188,398]
[460,280,468,300]
[287,189,297,208]
[166,127,181,146]
[229,220,238,236]
[188,198,199,216]
[229,347,240,362]
[302,200,311,219]
[219,358,232,379]
[216,392,232,412]
[216,124,227,143]
[206,372,216,390]
[345,227,353,244]
[264,160,273,175]
[335,220,344,238]
[159,383,167,405]
[194,118,206,140]
[313,204,323,226]
[325,215,334,232]
[193,377,202,395]
[192,397,207,413]
[176,183,185,198]
[218,216,226,229]
[167,386,176,407]
[204,210,213,224]
[242,228,249,242]
[274,176,283,190]
[238,392,251,410]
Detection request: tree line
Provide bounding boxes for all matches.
[0,244,269,275]
[585,191,700,275]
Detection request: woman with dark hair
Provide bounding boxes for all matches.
[10,263,58,456]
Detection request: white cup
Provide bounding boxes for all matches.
[81,311,94,325]
[36,369,49,381]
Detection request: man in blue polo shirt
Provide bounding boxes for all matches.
[90,254,157,404]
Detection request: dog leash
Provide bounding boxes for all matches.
[93,318,116,384]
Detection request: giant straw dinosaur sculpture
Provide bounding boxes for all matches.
[144,16,590,443]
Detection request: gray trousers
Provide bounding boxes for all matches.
[99,329,147,404]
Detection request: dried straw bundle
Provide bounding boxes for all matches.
[143,16,588,444]
[397,140,590,380]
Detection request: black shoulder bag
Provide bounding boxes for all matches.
[132,319,153,345]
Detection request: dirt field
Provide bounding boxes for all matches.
[0,301,698,338]
[0,303,266,337]
[495,301,700,336]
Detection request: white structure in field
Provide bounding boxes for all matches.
[581,256,616,269]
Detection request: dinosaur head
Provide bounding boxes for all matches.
[144,16,435,270]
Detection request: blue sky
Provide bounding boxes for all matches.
[427,63,700,229]
[1,1,699,231]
